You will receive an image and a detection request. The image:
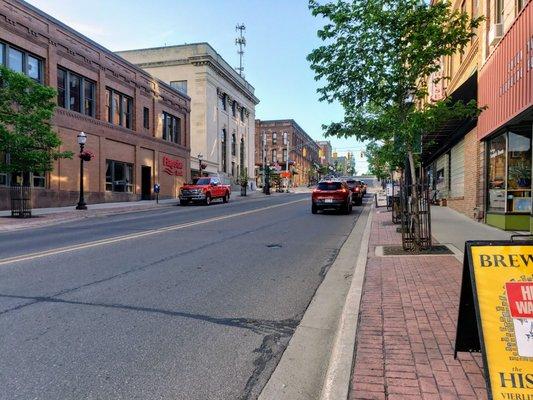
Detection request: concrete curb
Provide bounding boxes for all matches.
[320,205,373,400]
[259,203,372,400]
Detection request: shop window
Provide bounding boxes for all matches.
[105,160,134,193]
[106,88,132,129]
[488,134,506,212]
[57,68,95,117]
[507,131,531,213]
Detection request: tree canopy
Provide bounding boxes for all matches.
[308,0,483,177]
[0,65,72,177]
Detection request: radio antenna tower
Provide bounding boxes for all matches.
[235,23,246,77]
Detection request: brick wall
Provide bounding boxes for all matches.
[447,128,479,219]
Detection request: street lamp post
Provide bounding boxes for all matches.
[198,153,203,178]
[76,132,87,210]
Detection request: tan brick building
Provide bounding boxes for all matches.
[0,0,191,210]
[255,119,320,187]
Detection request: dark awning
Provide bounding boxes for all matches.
[421,71,477,166]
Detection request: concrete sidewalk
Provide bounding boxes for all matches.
[430,205,514,253]
[348,207,491,400]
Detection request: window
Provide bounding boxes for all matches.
[272,132,277,145]
[222,94,227,111]
[283,149,288,162]
[57,68,95,117]
[221,129,227,172]
[8,47,23,73]
[0,42,43,82]
[496,0,504,23]
[272,149,277,163]
[240,107,245,122]
[105,160,134,192]
[232,101,237,117]
[0,153,7,186]
[106,88,133,129]
[32,172,45,188]
[162,112,182,144]
[517,0,525,12]
[143,107,150,129]
[170,80,187,95]
[231,132,236,156]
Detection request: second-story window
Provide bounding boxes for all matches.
[283,149,288,162]
[143,107,150,130]
[240,107,245,122]
[222,94,227,111]
[57,67,96,117]
[272,132,277,145]
[162,112,182,144]
[232,101,237,117]
[272,149,277,163]
[0,42,43,83]
[106,88,133,129]
[231,132,236,156]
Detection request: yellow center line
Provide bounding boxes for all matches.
[0,198,308,266]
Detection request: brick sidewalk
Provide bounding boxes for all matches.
[349,208,488,400]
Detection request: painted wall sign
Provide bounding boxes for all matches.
[455,241,533,399]
[162,156,184,176]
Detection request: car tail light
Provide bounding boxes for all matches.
[355,187,360,192]
[341,188,347,193]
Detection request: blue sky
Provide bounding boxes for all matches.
[28,0,368,172]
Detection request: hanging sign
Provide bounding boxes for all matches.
[455,241,533,399]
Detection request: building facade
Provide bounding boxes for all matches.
[116,44,259,186]
[255,119,320,187]
[422,0,532,231]
[0,0,191,210]
[316,140,333,166]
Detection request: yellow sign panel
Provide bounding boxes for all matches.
[469,244,533,398]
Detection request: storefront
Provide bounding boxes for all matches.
[478,2,533,231]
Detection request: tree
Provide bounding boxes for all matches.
[0,65,72,181]
[308,0,483,248]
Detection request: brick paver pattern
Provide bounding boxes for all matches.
[349,208,488,400]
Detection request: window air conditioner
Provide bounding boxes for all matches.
[488,23,503,47]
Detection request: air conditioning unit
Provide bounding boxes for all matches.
[488,23,503,47]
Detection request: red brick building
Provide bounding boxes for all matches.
[0,0,191,210]
[255,119,320,186]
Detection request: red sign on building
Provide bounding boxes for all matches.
[477,2,533,140]
[163,156,184,176]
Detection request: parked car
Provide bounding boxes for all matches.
[311,180,352,214]
[343,178,364,206]
[179,176,231,206]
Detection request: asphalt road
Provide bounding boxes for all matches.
[0,193,365,400]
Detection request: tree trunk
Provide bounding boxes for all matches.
[407,150,421,250]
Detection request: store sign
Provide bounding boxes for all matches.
[162,156,184,176]
[455,242,533,399]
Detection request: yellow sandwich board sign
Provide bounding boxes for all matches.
[455,241,533,399]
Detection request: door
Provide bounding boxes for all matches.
[141,166,151,200]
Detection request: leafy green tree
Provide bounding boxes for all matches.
[308,0,483,247]
[0,65,72,181]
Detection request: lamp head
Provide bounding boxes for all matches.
[77,132,87,145]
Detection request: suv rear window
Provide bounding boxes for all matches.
[318,182,342,190]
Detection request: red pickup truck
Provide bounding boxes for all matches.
[179,176,231,206]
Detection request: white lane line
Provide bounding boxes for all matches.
[0,198,308,266]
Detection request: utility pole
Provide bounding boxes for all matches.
[235,24,246,77]
[284,132,290,193]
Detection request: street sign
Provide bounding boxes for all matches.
[455,241,533,399]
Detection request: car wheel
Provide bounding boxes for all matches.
[180,200,189,206]
[311,203,318,214]
[205,194,211,206]
[223,192,229,203]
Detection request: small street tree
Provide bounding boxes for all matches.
[308,0,483,249]
[0,65,72,183]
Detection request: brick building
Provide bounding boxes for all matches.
[255,119,320,187]
[316,140,333,166]
[0,0,191,210]
[421,0,532,231]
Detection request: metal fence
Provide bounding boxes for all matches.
[399,181,432,251]
[10,185,32,218]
